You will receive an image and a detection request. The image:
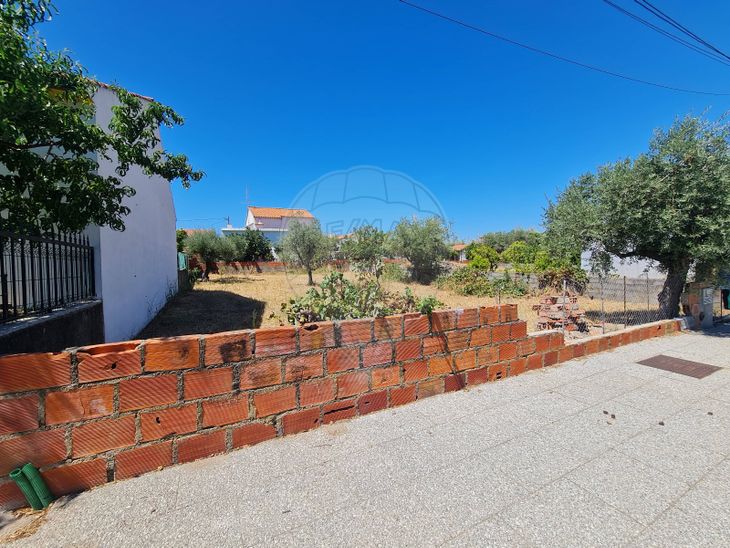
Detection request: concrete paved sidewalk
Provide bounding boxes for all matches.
[8,326,730,547]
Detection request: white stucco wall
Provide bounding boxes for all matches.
[580,251,665,279]
[89,86,178,341]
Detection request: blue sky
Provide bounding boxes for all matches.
[42,0,730,241]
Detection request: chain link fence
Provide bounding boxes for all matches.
[507,274,674,340]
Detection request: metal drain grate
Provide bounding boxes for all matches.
[636,355,721,379]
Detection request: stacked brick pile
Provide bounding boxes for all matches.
[533,294,587,331]
[0,305,681,510]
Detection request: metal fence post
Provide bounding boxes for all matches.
[0,234,7,321]
[562,278,567,335]
[646,273,650,315]
[600,276,605,334]
[623,276,627,328]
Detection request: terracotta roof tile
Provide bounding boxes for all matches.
[249,207,314,219]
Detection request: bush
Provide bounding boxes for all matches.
[280,272,443,324]
[436,267,527,297]
[466,243,500,271]
[381,262,409,283]
[176,229,188,253]
[537,265,588,294]
[225,229,273,262]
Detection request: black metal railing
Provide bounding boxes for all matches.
[0,230,95,323]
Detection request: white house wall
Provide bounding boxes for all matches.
[91,87,178,341]
[580,251,665,279]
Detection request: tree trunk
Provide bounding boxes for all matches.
[203,260,217,280]
[307,268,314,286]
[658,259,690,319]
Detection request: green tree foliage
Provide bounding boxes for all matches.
[388,217,450,283]
[500,240,539,274]
[465,243,500,271]
[341,225,386,278]
[477,228,542,253]
[280,220,334,285]
[544,114,730,316]
[184,230,219,279]
[0,1,203,233]
[226,229,273,262]
[176,229,188,253]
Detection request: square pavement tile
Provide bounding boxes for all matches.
[629,504,730,547]
[657,406,730,455]
[500,478,644,547]
[554,368,648,404]
[615,427,726,484]
[608,383,690,419]
[480,430,588,491]
[672,459,730,516]
[440,514,531,547]
[536,402,656,458]
[566,450,690,525]
[410,418,513,464]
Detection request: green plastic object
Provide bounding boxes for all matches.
[9,468,43,511]
[21,463,55,508]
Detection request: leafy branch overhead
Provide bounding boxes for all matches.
[0,0,203,233]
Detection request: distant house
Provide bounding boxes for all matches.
[452,243,468,262]
[580,251,664,279]
[222,207,315,254]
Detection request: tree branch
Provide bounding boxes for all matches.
[3,140,63,150]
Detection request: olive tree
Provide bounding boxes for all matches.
[226,229,273,261]
[280,220,333,285]
[341,225,386,278]
[0,0,202,233]
[545,114,730,317]
[184,230,220,279]
[389,217,450,283]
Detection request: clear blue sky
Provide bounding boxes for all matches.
[42,0,730,241]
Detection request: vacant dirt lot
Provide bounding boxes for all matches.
[138,269,662,339]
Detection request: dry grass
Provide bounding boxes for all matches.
[139,269,665,338]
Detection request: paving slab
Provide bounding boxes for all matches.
[5,324,730,547]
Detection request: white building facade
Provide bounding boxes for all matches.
[84,85,179,341]
[221,207,315,255]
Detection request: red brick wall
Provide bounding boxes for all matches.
[0,306,682,510]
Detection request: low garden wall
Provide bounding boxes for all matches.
[0,305,682,510]
[188,260,350,274]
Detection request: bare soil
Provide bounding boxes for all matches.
[138,270,662,339]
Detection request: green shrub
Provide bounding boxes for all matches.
[536,265,588,293]
[280,272,442,325]
[491,271,528,297]
[381,262,409,282]
[465,243,499,271]
[226,229,273,261]
[437,267,527,297]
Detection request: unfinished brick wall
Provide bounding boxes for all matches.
[0,305,682,510]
